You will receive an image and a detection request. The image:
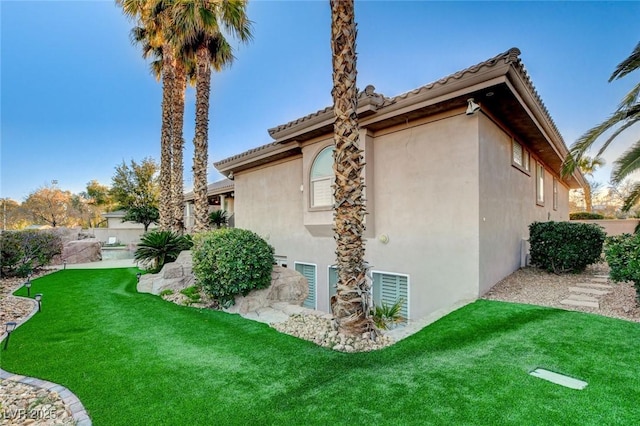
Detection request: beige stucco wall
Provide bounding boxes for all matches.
[571,219,639,236]
[478,115,569,294]
[233,111,572,321]
[235,111,481,319]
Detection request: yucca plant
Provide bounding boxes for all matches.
[371,299,405,330]
[208,209,229,229]
[135,230,193,273]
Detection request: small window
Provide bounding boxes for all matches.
[372,272,409,322]
[512,139,530,173]
[295,262,317,309]
[553,178,558,210]
[536,162,545,205]
[310,146,334,208]
[512,140,523,167]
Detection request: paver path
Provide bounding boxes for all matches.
[560,274,613,310]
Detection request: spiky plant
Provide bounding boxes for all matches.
[208,209,228,229]
[134,230,193,273]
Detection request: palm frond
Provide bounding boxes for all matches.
[609,42,640,82]
[611,138,640,184]
[595,116,640,158]
[622,181,640,212]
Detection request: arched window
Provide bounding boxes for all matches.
[310,146,334,207]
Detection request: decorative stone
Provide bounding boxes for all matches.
[60,240,102,264]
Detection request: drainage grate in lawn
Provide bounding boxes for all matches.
[529,368,588,390]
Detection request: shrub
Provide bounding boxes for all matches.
[529,221,606,274]
[604,234,640,302]
[192,228,274,307]
[371,299,405,330]
[134,230,193,273]
[570,212,605,220]
[208,210,229,229]
[0,230,63,277]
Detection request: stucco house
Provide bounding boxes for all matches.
[214,48,587,322]
[183,178,235,232]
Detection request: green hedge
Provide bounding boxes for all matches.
[570,212,605,220]
[529,221,605,274]
[604,234,640,302]
[192,228,274,307]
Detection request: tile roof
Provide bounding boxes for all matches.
[215,47,567,173]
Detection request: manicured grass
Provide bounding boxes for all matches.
[3,269,640,425]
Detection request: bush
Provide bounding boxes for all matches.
[208,210,229,229]
[604,234,640,302]
[570,212,605,220]
[0,230,63,277]
[134,230,193,273]
[529,221,606,274]
[192,228,274,307]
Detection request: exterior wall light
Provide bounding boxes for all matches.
[35,294,42,312]
[378,234,390,244]
[4,322,17,350]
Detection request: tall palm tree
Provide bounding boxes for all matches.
[118,0,176,231]
[172,0,252,232]
[330,0,376,337]
[563,42,640,210]
[577,155,606,212]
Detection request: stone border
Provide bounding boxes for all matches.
[0,295,92,425]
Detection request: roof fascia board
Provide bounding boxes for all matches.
[215,142,300,173]
[504,72,588,188]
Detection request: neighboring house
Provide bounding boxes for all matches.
[214,48,587,321]
[89,209,157,245]
[183,179,235,233]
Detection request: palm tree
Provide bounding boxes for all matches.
[172,0,252,232]
[329,0,376,337]
[118,0,176,231]
[577,155,606,212]
[563,42,640,210]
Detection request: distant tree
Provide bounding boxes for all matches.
[80,180,114,228]
[21,185,77,227]
[563,42,640,208]
[123,205,159,232]
[1,198,28,230]
[110,158,160,229]
[577,155,606,212]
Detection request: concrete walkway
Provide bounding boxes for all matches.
[49,258,138,270]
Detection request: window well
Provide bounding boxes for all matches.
[529,368,587,390]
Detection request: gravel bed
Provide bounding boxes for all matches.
[483,263,640,323]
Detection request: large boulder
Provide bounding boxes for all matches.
[137,251,194,294]
[225,266,308,314]
[137,251,309,314]
[61,240,102,264]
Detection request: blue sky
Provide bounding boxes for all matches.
[1,0,639,201]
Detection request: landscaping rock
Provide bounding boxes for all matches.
[224,266,308,314]
[59,240,102,264]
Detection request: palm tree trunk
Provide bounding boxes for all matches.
[171,60,186,234]
[585,186,593,212]
[192,45,211,232]
[330,0,375,338]
[159,42,175,231]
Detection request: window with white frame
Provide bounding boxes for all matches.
[372,272,409,322]
[553,178,558,210]
[536,162,545,205]
[310,146,334,208]
[512,139,530,173]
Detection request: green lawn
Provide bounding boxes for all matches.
[3,269,640,425]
